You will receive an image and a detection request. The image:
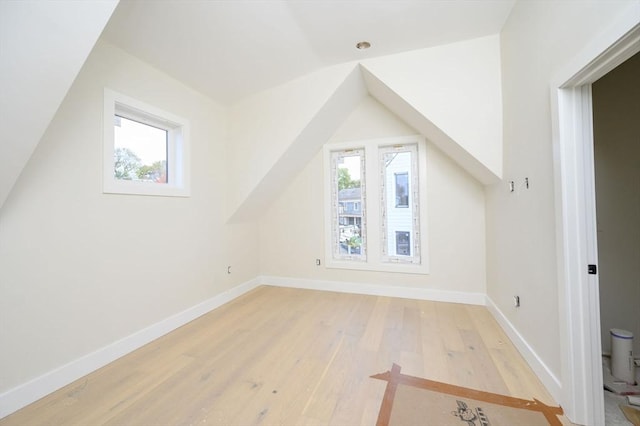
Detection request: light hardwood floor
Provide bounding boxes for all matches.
[1,286,567,425]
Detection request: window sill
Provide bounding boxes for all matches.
[325,259,429,275]
[103,180,190,197]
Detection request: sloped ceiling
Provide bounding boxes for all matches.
[0,1,119,210]
[227,36,504,221]
[1,1,511,213]
[102,0,514,105]
[361,35,504,183]
[228,64,369,223]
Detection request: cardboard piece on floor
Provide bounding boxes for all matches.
[603,367,640,396]
[620,404,640,426]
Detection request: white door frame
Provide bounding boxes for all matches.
[551,12,640,425]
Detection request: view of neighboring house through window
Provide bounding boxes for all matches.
[325,137,426,273]
[114,115,168,183]
[395,172,409,207]
[331,149,366,261]
[380,144,420,263]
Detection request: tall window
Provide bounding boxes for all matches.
[380,144,421,264]
[103,89,190,197]
[329,148,366,261]
[324,137,428,274]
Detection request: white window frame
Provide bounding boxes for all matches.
[324,136,429,274]
[328,148,367,262]
[103,88,190,197]
[380,143,421,264]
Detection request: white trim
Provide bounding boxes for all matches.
[551,5,640,89]
[0,278,260,419]
[485,297,562,402]
[379,144,421,264]
[103,88,191,197]
[328,147,368,262]
[550,10,640,425]
[323,136,429,275]
[259,275,485,306]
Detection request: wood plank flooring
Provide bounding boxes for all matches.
[0,286,568,425]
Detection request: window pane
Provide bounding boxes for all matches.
[331,149,366,261]
[114,115,168,183]
[395,172,409,207]
[380,145,420,262]
[396,231,410,255]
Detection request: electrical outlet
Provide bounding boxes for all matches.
[514,295,520,308]
[315,259,321,266]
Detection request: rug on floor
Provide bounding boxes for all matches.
[371,363,563,426]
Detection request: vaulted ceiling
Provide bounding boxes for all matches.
[1,1,515,211]
[102,0,515,104]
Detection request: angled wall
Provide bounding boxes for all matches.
[258,96,487,296]
[0,41,258,413]
[0,0,119,210]
[227,63,368,222]
[361,35,503,184]
[228,35,504,224]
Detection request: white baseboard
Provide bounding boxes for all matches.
[259,275,486,305]
[0,278,261,420]
[485,296,562,402]
[0,276,561,419]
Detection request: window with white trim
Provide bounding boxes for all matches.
[380,144,421,264]
[324,136,428,274]
[329,148,366,261]
[103,89,190,197]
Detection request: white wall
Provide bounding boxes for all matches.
[259,96,486,294]
[486,0,638,383]
[0,41,259,394]
[593,52,640,355]
[228,35,505,224]
[227,63,366,222]
[361,35,503,182]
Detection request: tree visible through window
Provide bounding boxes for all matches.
[114,115,168,183]
[325,138,426,273]
[103,88,190,197]
[331,149,366,261]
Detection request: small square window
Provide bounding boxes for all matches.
[103,89,190,197]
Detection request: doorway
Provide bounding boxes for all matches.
[552,22,640,426]
[592,51,640,424]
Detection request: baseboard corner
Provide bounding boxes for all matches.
[485,296,562,403]
[0,277,261,420]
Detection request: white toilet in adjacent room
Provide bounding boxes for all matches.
[611,328,635,385]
